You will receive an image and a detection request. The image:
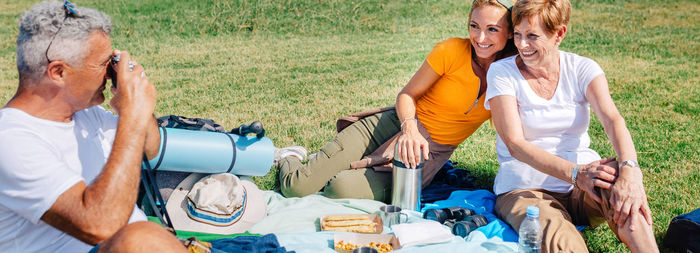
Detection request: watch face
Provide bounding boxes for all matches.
[622,160,639,168]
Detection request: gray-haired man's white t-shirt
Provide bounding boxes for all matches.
[484,51,605,195]
[0,106,146,252]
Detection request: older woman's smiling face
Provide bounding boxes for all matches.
[513,14,564,68]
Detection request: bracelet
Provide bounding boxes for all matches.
[571,165,579,186]
[400,117,416,130]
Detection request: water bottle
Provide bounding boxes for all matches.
[390,143,423,211]
[518,206,542,253]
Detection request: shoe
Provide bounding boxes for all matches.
[273,146,307,165]
[308,152,317,161]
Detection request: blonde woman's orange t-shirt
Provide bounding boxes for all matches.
[416,37,491,146]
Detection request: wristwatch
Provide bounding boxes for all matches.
[620,160,640,169]
[571,165,579,186]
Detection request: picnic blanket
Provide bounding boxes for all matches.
[250,191,519,252]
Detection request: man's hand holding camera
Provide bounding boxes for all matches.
[108,50,155,120]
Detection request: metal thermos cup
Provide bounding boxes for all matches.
[391,143,423,211]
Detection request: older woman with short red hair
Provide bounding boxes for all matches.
[485,0,658,252]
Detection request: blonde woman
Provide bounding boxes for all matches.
[279,0,518,202]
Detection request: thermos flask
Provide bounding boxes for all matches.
[391,143,423,211]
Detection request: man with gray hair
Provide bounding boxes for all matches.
[0,1,185,252]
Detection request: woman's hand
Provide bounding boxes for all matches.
[394,61,439,168]
[576,158,653,231]
[575,158,618,204]
[396,120,430,169]
[609,168,652,231]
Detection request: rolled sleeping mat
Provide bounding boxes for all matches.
[147,127,274,176]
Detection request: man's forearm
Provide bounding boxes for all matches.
[144,116,160,160]
[81,114,149,235]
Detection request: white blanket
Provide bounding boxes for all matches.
[251,191,519,252]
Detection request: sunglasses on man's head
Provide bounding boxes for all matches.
[45,0,83,63]
[63,0,82,18]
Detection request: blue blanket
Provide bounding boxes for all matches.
[421,190,519,242]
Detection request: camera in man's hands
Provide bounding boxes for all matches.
[106,54,120,89]
[423,207,488,237]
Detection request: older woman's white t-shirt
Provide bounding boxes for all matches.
[484,51,605,195]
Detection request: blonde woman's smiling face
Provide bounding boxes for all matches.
[469,5,512,60]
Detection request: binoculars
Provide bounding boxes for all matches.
[423,207,488,238]
[230,121,266,138]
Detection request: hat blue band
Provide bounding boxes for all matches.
[185,188,247,227]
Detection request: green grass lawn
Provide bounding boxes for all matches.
[1,0,698,251]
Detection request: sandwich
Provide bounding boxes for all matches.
[321,214,379,233]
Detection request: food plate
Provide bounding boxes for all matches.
[333,233,401,253]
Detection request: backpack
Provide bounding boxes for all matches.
[664,208,700,252]
[157,115,226,132]
[157,115,265,137]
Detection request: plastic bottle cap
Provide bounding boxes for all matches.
[526,206,539,218]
